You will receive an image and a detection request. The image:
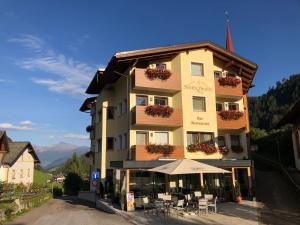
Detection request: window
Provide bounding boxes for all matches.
[154,132,169,145]
[123,133,127,150]
[20,169,23,178]
[216,103,223,112]
[187,132,214,146]
[118,135,122,150]
[193,97,206,112]
[27,169,30,177]
[123,99,127,114]
[230,135,241,147]
[97,138,102,152]
[107,106,114,119]
[154,96,168,106]
[191,62,204,76]
[136,95,148,106]
[107,137,114,150]
[156,63,166,70]
[228,103,239,111]
[97,110,102,123]
[136,132,148,145]
[214,71,222,78]
[12,170,15,179]
[217,136,226,148]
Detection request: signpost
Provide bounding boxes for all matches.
[91,171,100,180]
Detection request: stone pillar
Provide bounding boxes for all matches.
[232,168,236,187]
[101,101,108,179]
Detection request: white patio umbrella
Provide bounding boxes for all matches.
[148,159,230,175]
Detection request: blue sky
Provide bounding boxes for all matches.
[0,0,299,146]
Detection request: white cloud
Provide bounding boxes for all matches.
[64,133,89,140]
[20,120,34,126]
[0,123,34,131]
[7,34,44,52]
[0,79,13,83]
[48,135,55,139]
[10,34,98,97]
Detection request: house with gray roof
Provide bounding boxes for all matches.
[0,131,40,185]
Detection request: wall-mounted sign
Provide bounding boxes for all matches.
[184,81,212,94]
[191,121,210,126]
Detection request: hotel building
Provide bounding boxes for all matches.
[80,38,257,201]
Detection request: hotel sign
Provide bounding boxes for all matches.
[184,81,212,94]
[191,116,209,126]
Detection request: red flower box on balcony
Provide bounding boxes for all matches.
[187,143,218,154]
[145,105,174,118]
[219,110,244,120]
[145,68,172,80]
[218,76,241,87]
[146,144,174,155]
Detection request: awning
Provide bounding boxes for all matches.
[148,159,230,175]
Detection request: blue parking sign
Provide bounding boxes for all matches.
[91,171,100,180]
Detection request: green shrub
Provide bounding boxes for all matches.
[52,187,63,197]
[63,172,83,196]
[233,181,241,198]
[4,207,14,218]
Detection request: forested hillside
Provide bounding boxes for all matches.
[248,74,300,130]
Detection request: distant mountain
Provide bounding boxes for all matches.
[34,142,89,169]
[248,74,300,130]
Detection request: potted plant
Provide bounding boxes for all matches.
[145,67,172,80]
[233,181,242,203]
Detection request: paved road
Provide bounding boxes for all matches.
[255,170,300,225]
[7,197,133,225]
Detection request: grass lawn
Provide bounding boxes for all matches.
[34,170,52,185]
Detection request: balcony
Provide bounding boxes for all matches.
[131,105,183,127]
[131,68,181,93]
[214,77,243,97]
[217,111,246,130]
[131,145,184,160]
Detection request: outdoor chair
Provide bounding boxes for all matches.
[157,193,164,200]
[204,194,214,202]
[198,198,208,215]
[194,191,202,198]
[173,199,185,218]
[142,197,155,215]
[207,196,217,213]
[153,200,166,216]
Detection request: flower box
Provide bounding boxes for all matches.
[146,144,174,155]
[145,68,172,80]
[219,147,229,155]
[231,146,244,153]
[219,110,244,120]
[218,76,241,87]
[187,143,218,154]
[145,105,174,118]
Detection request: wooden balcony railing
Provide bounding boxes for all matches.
[131,68,181,93]
[131,105,183,127]
[214,77,243,97]
[217,112,246,130]
[131,145,184,160]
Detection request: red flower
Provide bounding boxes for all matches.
[145,105,174,118]
[218,76,241,87]
[146,144,174,155]
[187,143,218,154]
[145,68,172,80]
[219,147,229,155]
[219,110,244,120]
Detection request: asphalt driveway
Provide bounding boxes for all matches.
[6,197,132,225]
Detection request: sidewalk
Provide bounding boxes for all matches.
[117,201,259,225]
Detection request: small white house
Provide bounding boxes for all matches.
[0,131,40,185]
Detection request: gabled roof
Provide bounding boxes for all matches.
[2,142,40,166]
[79,97,97,112]
[278,98,300,126]
[86,40,258,94]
